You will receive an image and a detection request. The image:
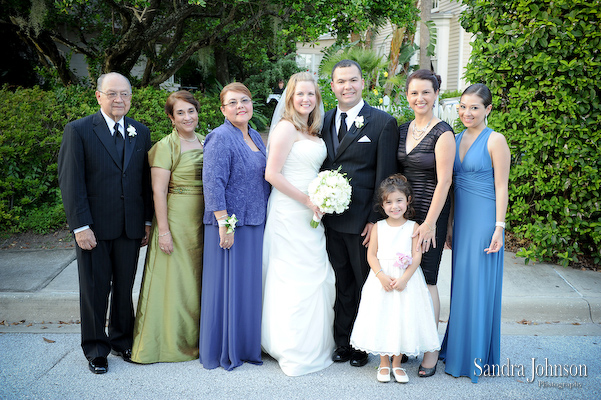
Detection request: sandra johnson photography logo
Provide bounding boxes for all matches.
[474,358,588,384]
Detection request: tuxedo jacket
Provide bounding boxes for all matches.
[321,103,399,235]
[58,111,152,241]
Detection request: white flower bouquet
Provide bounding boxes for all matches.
[307,167,352,228]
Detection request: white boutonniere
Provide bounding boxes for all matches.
[354,115,365,129]
[127,125,137,138]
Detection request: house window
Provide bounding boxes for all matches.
[296,53,322,75]
[432,0,439,11]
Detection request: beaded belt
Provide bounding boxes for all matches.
[168,186,203,195]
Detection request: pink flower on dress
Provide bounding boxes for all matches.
[393,252,413,269]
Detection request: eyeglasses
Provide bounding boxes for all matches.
[222,98,252,108]
[99,91,132,100]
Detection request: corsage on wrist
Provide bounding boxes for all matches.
[217,214,238,234]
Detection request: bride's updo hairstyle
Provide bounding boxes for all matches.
[374,173,415,219]
[282,72,323,136]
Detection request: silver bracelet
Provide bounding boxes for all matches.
[158,231,171,237]
[424,221,436,232]
[495,221,506,229]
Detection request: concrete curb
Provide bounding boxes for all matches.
[1,248,600,327]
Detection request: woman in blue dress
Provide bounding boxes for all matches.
[439,84,511,382]
[200,82,270,371]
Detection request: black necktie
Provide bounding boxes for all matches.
[114,123,124,165]
[338,112,347,142]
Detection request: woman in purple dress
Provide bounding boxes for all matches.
[200,82,270,371]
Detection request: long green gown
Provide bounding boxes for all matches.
[131,129,204,363]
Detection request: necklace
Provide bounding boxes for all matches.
[412,115,434,140]
[178,134,198,143]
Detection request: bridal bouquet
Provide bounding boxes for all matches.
[307,167,352,228]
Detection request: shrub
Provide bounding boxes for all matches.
[461,0,601,266]
[0,85,225,234]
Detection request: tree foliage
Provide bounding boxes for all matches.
[461,0,601,266]
[2,0,418,87]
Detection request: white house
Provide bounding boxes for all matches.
[296,0,472,93]
[428,0,472,92]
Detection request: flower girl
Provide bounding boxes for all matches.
[350,174,440,383]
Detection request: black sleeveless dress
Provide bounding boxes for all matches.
[397,120,453,285]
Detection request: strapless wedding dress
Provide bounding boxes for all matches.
[261,139,335,376]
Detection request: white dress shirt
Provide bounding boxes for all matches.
[335,99,365,134]
[100,110,125,138]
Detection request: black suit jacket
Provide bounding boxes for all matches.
[58,111,152,241]
[321,103,399,235]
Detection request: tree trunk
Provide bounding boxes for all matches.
[419,0,432,69]
[214,47,230,85]
[385,25,406,96]
[18,30,76,86]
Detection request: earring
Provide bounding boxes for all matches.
[485,115,488,126]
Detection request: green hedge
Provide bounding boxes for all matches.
[0,86,224,234]
[461,0,601,267]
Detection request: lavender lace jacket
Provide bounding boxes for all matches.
[202,119,270,226]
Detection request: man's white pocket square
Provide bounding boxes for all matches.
[358,135,371,143]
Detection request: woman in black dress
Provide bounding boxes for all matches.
[397,69,455,377]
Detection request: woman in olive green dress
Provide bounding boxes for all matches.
[131,91,204,363]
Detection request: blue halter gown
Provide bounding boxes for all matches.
[439,127,504,383]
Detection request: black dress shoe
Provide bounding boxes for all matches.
[88,357,108,374]
[111,348,133,363]
[332,346,352,362]
[418,363,437,377]
[350,349,368,367]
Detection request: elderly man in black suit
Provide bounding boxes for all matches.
[321,60,399,367]
[58,72,152,374]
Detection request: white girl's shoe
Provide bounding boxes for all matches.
[392,367,409,383]
[377,366,391,382]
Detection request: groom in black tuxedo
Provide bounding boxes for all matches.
[58,72,152,374]
[321,60,399,367]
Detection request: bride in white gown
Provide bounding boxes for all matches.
[262,72,335,376]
